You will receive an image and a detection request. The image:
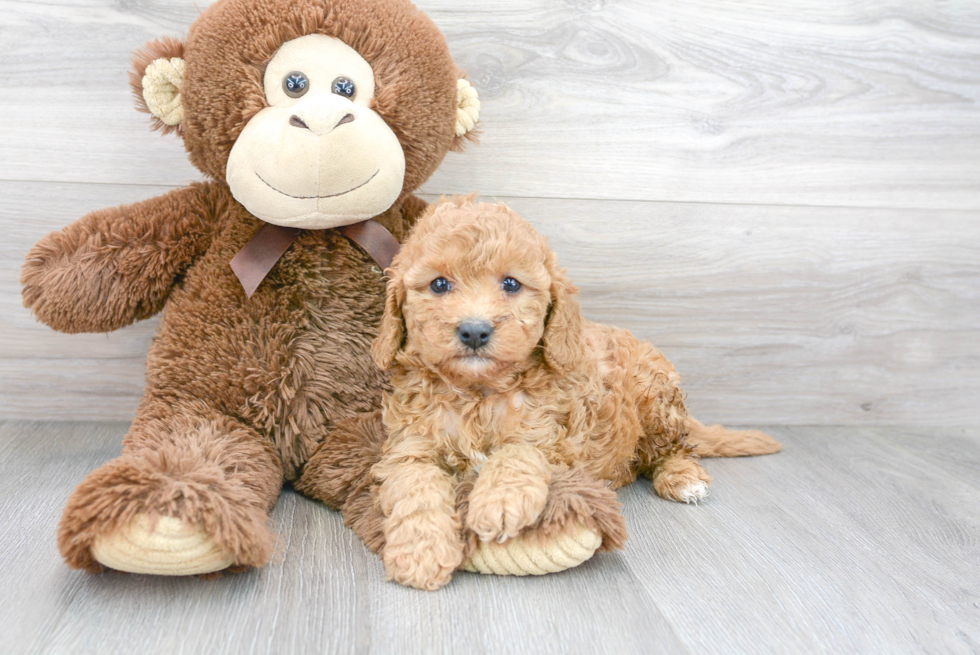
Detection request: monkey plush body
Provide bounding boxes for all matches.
[31,182,424,572]
[22,0,621,577]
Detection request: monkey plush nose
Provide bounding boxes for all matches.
[290,113,354,131]
[289,115,310,130]
[457,320,493,350]
[288,93,360,135]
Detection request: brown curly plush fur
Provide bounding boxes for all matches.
[22,0,472,574]
[366,198,782,590]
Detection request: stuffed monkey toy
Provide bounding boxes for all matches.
[22,0,625,579]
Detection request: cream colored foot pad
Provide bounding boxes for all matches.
[91,514,234,576]
[462,522,602,576]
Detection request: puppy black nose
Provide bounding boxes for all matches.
[457,320,493,350]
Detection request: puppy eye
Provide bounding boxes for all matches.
[430,277,451,294]
[283,72,310,98]
[332,77,356,99]
[502,277,522,294]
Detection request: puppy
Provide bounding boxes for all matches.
[371,198,781,590]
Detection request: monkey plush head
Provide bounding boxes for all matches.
[132,0,480,229]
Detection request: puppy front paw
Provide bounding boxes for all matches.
[466,480,549,544]
[383,512,464,591]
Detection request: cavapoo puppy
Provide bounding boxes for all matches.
[371,197,781,590]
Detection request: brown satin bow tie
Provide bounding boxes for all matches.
[230,220,401,298]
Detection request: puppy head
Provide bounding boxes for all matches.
[372,197,584,385]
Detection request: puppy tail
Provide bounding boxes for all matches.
[684,418,782,458]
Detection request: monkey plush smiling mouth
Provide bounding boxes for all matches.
[226,34,407,229]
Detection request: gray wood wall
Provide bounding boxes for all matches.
[1,0,978,425]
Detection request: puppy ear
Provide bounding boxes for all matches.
[542,260,585,374]
[130,37,186,136]
[371,272,407,370]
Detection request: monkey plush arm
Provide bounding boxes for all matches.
[21,182,219,333]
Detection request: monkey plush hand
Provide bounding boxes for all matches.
[23,0,606,579]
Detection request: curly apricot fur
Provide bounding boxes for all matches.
[370,198,781,589]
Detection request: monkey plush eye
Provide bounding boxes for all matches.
[430,277,451,294]
[332,77,356,99]
[283,72,310,98]
[502,277,522,294]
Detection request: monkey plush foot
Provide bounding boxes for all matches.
[91,514,234,576]
[461,521,602,576]
[59,424,280,575]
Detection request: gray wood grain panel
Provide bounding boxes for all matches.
[1,0,978,209]
[4,182,978,425]
[1,421,977,654]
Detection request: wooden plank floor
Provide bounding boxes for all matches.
[1,421,977,654]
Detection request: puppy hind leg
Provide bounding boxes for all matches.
[634,410,712,504]
[650,450,712,504]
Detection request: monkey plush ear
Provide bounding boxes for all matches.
[451,75,481,152]
[130,37,186,135]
